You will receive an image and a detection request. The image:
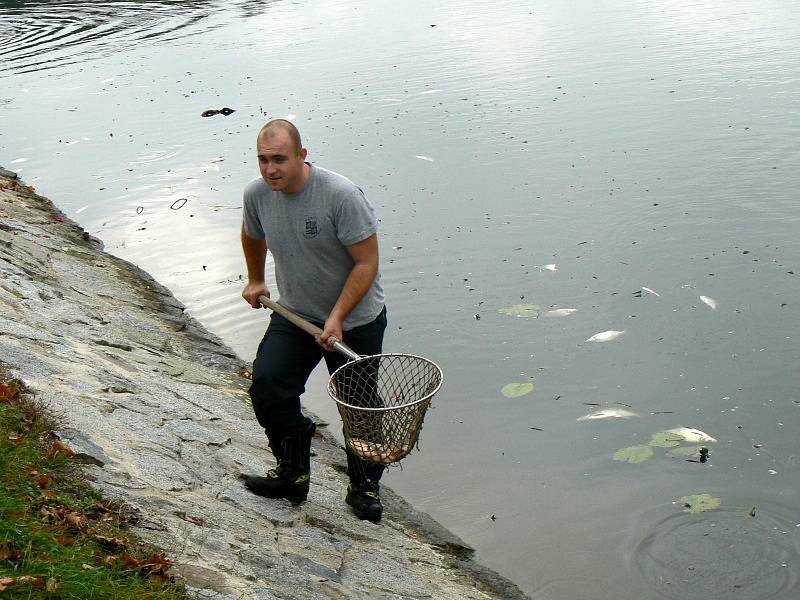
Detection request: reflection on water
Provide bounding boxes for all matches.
[0,0,272,73]
[1,0,800,598]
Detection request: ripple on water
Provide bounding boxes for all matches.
[0,1,219,74]
[633,504,800,599]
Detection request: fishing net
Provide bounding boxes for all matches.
[327,353,443,465]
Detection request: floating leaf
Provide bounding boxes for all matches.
[667,445,704,458]
[501,382,534,398]
[613,445,653,464]
[498,304,540,318]
[677,493,721,513]
[649,431,684,448]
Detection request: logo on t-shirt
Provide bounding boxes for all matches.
[303,216,319,239]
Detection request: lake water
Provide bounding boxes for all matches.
[2,0,800,597]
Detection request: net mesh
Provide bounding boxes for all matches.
[327,353,443,465]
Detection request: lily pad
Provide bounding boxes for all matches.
[677,493,721,513]
[613,445,653,464]
[501,382,534,398]
[498,304,540,318]
[667,445,704,458]
[649,431,684,448]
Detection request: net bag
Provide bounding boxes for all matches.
[327,353,443,465]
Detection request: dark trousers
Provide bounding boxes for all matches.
[249,306,387,483]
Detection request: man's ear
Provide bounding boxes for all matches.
[299,148,308,160]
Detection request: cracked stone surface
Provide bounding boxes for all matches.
[0,171,529,599]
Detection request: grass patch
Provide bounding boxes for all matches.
[0,366,186,599]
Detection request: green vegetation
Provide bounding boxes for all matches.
[677,493,721,514]
[500,382,535,398]
[612,445,653,464]
[0,371,185,599]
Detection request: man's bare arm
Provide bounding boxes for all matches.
[241,225,269,308]
[318,233,379,348]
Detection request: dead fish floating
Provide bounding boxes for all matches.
[642,286,660,297]
[543,308,577,317]
[201,107,235,117]
[586,330,625,342]
[577,408,639,421]
[699,295,718,310]
[666,427,717,443]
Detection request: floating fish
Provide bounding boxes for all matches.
[415,155,435,162]
[586,330,625,342]
[577,408,639,421]
[700,295,718,310]
[666,427,717,443]
[543,264,558,272]
[419,89,442,95]
[543,308,577,317]
[642,286,661,297]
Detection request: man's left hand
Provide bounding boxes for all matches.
[318,317,344,352]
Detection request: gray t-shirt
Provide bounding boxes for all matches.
[242,164,385,329]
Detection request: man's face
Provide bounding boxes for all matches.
[256,129,308,193]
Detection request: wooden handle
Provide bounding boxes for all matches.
[257,295,322,337]
[257,295,360,360]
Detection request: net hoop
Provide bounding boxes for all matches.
[327,353,443,411]
[326,352,443,464]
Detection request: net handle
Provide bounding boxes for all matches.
[257,295,360,361]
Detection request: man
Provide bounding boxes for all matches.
[240,119,387,522]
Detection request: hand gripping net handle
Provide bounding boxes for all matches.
[256,296,443,464]
[327,353,443,465]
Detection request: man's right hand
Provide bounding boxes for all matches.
[242,281,269,309]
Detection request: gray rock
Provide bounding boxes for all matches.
[55,428,113,466]
[0,178,528,600]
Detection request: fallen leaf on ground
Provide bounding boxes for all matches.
[47,440,76,459]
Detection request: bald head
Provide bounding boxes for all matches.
[258,119,303,155]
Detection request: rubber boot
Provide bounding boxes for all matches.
[244,421,315,504]
[345,447,385,522]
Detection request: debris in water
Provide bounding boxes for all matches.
[414,155,434,162]
[542,264,558,272]
[586,330,625,342]
[642,286,660,297]
[201,107,235,117]
[699,447,709,463]
[170,198,188,210]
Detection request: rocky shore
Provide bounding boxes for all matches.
[0,168,527,600]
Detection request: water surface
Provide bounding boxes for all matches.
[2,1,800,597]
